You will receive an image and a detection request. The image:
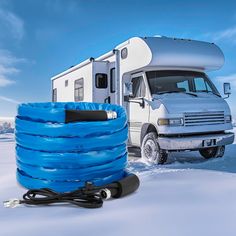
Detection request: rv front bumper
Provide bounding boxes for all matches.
[158,132,234,151]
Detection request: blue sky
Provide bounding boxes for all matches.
[0,0,236,118]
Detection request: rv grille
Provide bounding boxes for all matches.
[184,111,225,126]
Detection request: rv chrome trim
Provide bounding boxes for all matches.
[158,132,234,150]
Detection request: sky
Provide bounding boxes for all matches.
[0,0,236,118]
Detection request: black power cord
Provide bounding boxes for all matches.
[4,174,140,209]
[21,184,104,208]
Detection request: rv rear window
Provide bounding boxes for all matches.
[95,73,108,89]
[110,68,115,93]
[74,78,84,101]
[121,47,128,59]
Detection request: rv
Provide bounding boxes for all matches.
[51,36,234,164]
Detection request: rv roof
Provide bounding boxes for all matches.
[51,36,224,81]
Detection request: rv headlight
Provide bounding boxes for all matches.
[158,118,184,126]
[169,118,184,126]
[225,115,232,123]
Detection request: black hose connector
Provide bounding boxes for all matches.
[65,110,117,123]
[106,174,140,198]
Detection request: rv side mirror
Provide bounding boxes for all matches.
[124,95,130,102]
[138,97,145,108]
[124,95,135,102]
[124,95,145,108]
[223,82,231,97]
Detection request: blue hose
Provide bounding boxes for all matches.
[16,144,127,168]
[16,102,128,192]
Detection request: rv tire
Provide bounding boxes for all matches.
[141,132,168,164]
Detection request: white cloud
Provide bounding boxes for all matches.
[215,27,236,41]
[0,49,26,87]
[0,76,15,87]
[216,73,236,89]
[0,95,20,104]
[0,49,26,65]
[0,7,26,87]
[0,64,19,74]
[0,8,24,40]
[204,26,236,44]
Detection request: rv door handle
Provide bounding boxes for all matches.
[104,96,111,104]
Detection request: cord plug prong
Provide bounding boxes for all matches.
[3,199,21,208]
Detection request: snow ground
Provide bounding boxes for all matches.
[1,131,236,236]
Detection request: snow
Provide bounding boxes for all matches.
[1,130,236,236]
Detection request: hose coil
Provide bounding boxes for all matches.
[16,102,128,192]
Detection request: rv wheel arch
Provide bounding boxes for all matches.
[140,123,158,144]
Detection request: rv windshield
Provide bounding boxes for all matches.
[146,70,220,96]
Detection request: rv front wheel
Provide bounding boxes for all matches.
[141,132,168,164]
[199,146,225,159]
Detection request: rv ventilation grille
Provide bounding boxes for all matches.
[184,111,225,126]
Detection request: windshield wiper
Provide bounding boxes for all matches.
[197,90,221,97]
[157,90,198,97]
[184,92,198,97]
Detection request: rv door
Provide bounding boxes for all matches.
[93,61,110,103]
[126,72,150,146]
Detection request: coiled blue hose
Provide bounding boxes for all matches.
[16,102,128,192]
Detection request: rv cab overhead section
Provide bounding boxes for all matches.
[51,36,224,105]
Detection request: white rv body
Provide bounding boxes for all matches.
[51,36,234,163]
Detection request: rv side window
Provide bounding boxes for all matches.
[194,78,207,91]
[194,77,213,92]
[74,78,84,101]
[65,80,68,87]
[131,76,146,98]
[121,47,128,59]
[177,80,190,92]
[96,73,108,89]
[52,88,57,102]
[110,68,115,93]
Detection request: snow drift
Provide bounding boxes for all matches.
[1,130,236,236]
